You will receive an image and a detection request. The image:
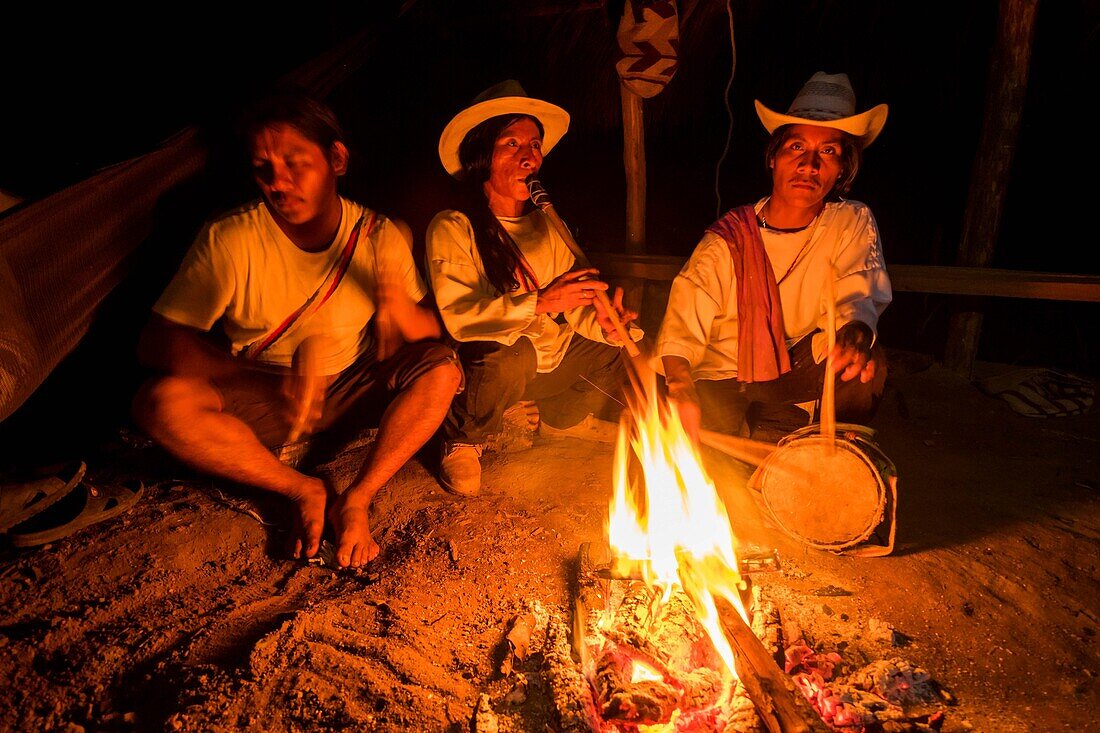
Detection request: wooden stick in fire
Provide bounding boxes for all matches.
[714,596,832,733]
[526,177,641,359]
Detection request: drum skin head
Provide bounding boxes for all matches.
[752,433,886,549]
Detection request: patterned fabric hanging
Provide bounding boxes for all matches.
[615,0,680,99]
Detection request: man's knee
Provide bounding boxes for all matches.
[416,354,464,395]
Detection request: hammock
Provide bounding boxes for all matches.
[0,22,387,424]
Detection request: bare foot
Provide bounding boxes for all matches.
[329,499,380,568]
[288,478,327,560]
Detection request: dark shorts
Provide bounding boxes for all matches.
[214,341,460,448]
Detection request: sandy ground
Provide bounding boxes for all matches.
[0,353,1097,732]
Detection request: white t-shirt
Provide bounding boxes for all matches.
[154,197,427,375]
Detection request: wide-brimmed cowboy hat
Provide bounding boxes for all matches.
[755,72,888,147]
[438,79,570,177]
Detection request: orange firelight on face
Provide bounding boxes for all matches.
[606,378,750,678]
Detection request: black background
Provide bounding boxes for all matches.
[1,0,1097,461]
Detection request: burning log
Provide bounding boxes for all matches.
[594,643,682,725]
[594,581,737,721]
[611,580,661,648]
[750,584,783,660]
[648,589,724,676]
[575,542,609,650]
[715,596,832,733]
[544,615,603,733]
[590,581,688,727]
[577,545,745,727]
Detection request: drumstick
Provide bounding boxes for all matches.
[821,264,838,448]
[698,429,822,487]
[699,429,778,466]
[526,177,641,358]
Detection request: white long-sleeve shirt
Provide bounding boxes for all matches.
[657,199,892,381]
[426,208,638,373]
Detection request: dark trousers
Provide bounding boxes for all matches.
[694,334,888,442]
[444,335,626,444]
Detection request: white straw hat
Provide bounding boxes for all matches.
[755,72,888,147]
[438,80,570,177]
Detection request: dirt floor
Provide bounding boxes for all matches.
[0,352,1097,733]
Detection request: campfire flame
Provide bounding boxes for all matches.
[607,382,750,678]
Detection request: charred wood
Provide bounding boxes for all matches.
[613,580,661,647]
[751,583,783,662]
[726,679,767,733]
[575,543,611,679]
[595,644,682,725]
[677,667,724,712]
[544,615,603,733]
[500,612,535,676]
[648,588,723,676]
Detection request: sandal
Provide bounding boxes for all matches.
[0,461,87,533]
[7,479,143,548]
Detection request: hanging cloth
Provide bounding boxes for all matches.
[707,205,791,383]
[615,0,680,98]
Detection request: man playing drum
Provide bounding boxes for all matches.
[658,71,893,444]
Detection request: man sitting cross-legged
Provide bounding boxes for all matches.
[132,91,462,568]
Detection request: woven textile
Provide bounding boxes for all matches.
[615,0,680,99]
[975,368,1095,418]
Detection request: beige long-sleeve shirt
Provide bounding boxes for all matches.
[657,199,892,381]
[426,209,637,373]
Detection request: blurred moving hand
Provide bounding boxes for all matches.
[284,335,334,443]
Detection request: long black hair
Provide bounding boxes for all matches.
[456,114,544,295]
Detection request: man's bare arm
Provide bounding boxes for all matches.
[662,354,702,444]
[137,313,242,379]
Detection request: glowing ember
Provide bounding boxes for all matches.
[607,380,750,678]
[632,660,666,684]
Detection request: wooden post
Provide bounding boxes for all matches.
[621,83,646,254]
[944,0,1038,377]
[620,83,647,322]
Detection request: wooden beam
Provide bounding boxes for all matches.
[887,266,1100,302]
[945,0,1039,377]
[590,252,683,281]
[586,253,1100,303]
